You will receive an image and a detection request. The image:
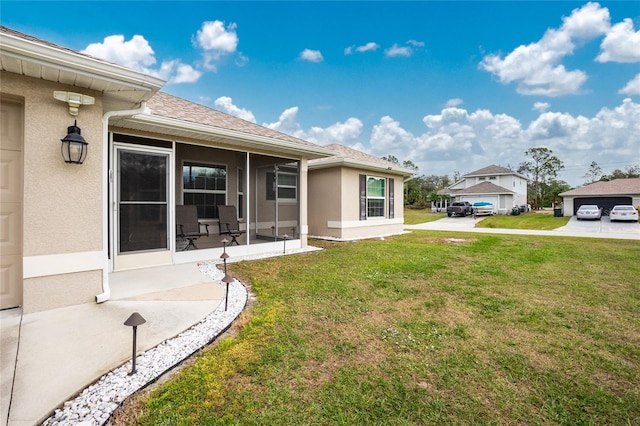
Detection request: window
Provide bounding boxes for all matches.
[267,171,297,201]
[489,176,496,180]
[183,162,226,219]
[366,176,385,218]
[479,177,486,181]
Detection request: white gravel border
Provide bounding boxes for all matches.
[42,247,321,426]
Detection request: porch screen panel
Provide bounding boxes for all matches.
[118,150,168,253]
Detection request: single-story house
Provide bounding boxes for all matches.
[308,144,415,240]
[0,26,410,313]
[445,165,528,214]
[559,178,640,216]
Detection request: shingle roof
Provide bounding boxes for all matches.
[146,92,321,148]
[308,144,415,176]
[464,164,521,177]
[559,178,640,196]
[448,181,514,195]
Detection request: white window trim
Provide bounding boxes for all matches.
[181,160,228,220]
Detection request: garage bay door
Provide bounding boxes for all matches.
[462,196,499,211]
[573,197,632,215]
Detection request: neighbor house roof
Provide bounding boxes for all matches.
[0,25,165,108]
[448,181,515,195]
[308,144,415,177]
[559,178,640,196]
[464,164,527,180]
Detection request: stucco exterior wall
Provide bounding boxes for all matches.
[309,166,405,240]
[2,72,104,312]
[308,167,342,238]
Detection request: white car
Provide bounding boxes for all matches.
[609,205,639,222]
[576,205,601,220]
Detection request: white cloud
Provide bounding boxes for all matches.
[196,21,238,52]
[264,107,362,144]
[479,2,611,96]
[445,98,463,107]
[300,49,324,63]
[596,18,640,63]
[264,107,305,137]
[345,42,380,55]
[213,97,256,123]
[619,73,640,95]
[407,40,425,47]
[362,99,638,186]
[81,34,202,84]
[385,43,412,57]
[533,102,551,113]
[195,21,241,71]
[82,34,156,69]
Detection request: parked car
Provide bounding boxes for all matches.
[609,205,639,222]
[576,205,602,220]
[447,201,473,217]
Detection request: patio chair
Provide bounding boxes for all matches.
[217,205,244,246]
[176,205,209,250]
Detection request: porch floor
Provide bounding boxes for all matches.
[1,263,228,426]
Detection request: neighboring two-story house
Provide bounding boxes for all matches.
[445,165,528,214]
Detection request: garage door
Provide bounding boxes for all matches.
[573,197,632,215]
[1,99,23,309]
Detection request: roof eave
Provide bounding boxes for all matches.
[0,30,165,95]
[309,157,415,176]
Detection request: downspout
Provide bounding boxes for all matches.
[96,102,149,303]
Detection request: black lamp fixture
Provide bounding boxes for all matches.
[60,120,88,164]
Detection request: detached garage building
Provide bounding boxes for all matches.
[559,178,640,216]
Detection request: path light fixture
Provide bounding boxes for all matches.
[60,120,88,164]
[124,312,146,375]
[222,273,234,311]
[282,234,288,254]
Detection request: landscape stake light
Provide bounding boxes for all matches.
[124,312,146,375]
[222,273,234,311]
[282,234,288,254]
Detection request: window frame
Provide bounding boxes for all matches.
[366,175,386,218]
[182,161,227,220]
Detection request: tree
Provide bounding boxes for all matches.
[518,147,564,210]
[545,179,571,208]
[601,165,640,181]
[382,155,399,164]
[583,161,602,185]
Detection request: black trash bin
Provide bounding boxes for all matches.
[553,208,562,217]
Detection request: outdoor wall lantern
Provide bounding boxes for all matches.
[60,120,88,164]
[124,312,146,375]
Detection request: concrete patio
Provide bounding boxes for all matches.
[1,262,228,426]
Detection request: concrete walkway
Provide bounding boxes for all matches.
[1,262,225,426]
[404,216,640,240]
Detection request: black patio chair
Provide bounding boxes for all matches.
[176,205,209,250]
[217,205,244,245]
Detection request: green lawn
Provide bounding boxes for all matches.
[475,212,571,230]
[403,208,446,225]
[125,233,640,425]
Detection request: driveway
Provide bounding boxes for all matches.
[405,215,640,240]
[556,216,640,237]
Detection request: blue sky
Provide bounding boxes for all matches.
[2,1,639,186]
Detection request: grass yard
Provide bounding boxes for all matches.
[403,208,446,225]
[122,232,640,425]
[476,212,571,230]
